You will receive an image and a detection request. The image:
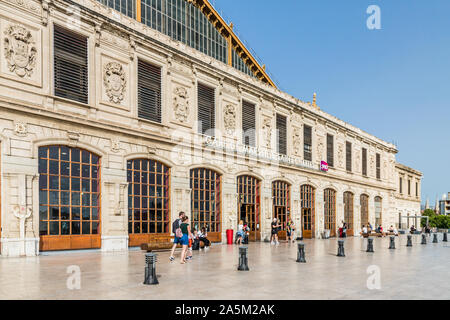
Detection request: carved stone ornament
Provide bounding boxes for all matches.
[173,87,189,123]
[337,143,344,168]
[223,104,236,135]
[262,118,272,148]
[317,136,325,159]
[110,139,121,153]
[14,121,27,136]
[103,62,126,104]
[355,151,361,173]
[4,24,37,78]
[293,127,301,156]
[370,154,375,175]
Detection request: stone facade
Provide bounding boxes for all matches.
[0,0,422,256]
[395,163,423,229]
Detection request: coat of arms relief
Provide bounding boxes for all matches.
[293,127,302,156]
[3,24,37,78]
[103,62,126,104]
[223,104,236,135]
[262,118,272,148]
[173,87,190,123]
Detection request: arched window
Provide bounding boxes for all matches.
[375,196,382,227]
[237,175,261,241]
[272,181,291,235]
[190,168,222,239]
[343,192,354,236]
[300,185,315,239]
[127,159,170,246]
[324,189,336,237]
[360,194,369,228]
[38,146,101,250]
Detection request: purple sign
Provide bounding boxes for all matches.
[320,161,329,172]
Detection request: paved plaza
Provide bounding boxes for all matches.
[0,235,449,300]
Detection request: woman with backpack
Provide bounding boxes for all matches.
[180,215,193,264]
[170,212,185,262]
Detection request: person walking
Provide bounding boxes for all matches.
[271,218,281,245]
[170,211,185,261]
[287,219,295,243]
[180,215,193,264]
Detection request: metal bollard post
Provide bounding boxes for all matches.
[389,236,396,249]
[433,233,438,243]
[366,238,374,253]
[406,235,413,247]
[296,243,306,263]
[144,253,159,285]
[421,234,427,245]
[337,240,345,257]
[238,246,249,271]
[443,232,448,242]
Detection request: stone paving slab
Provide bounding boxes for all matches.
[0,235,449,300]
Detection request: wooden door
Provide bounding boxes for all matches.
[240,204,260,241]
[360,194,369,228]
[324,189,336,238]
[275,206,287,240]
[344,192,354,236]
[38,146,101,251]
[237,176,261,241]
[301,185,315,239]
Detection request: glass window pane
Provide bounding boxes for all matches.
[72,221,80,234]
[49,221,59,235]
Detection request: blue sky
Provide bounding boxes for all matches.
[213,0,450,205]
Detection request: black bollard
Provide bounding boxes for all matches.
[238,246,249,271]
[443,232,448,242]
[366,238,374,253]
[421,234,427,245]
[433,233,438,243]
[337,240,345,257]
[406,235,413,247]
[296,243,306,263]
[389,236,396,249]
[144,253,159,285]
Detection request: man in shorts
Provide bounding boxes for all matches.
[271,218,281,245]
[170,211,185,261]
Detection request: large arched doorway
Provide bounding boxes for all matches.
[324,188,336,237]
[237,175,261,241]
[300,185,315,239]
[190,168,222,242]
[38,146,101,251]
[272,180,291,240]
[360,194,369,228]
[343,192,354,236]
[127,159,170,247]
[375,196,382,227]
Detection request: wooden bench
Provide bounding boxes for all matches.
[140,238,207,252]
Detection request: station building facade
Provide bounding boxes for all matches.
[0,0,422,256]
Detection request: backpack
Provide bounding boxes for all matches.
[173,219,182,238]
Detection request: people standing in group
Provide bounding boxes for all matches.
[342,222,347,238]
[271,218,281,245]
[170,211,185,262]
[180,215,193,264]
[287,219,295,243]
